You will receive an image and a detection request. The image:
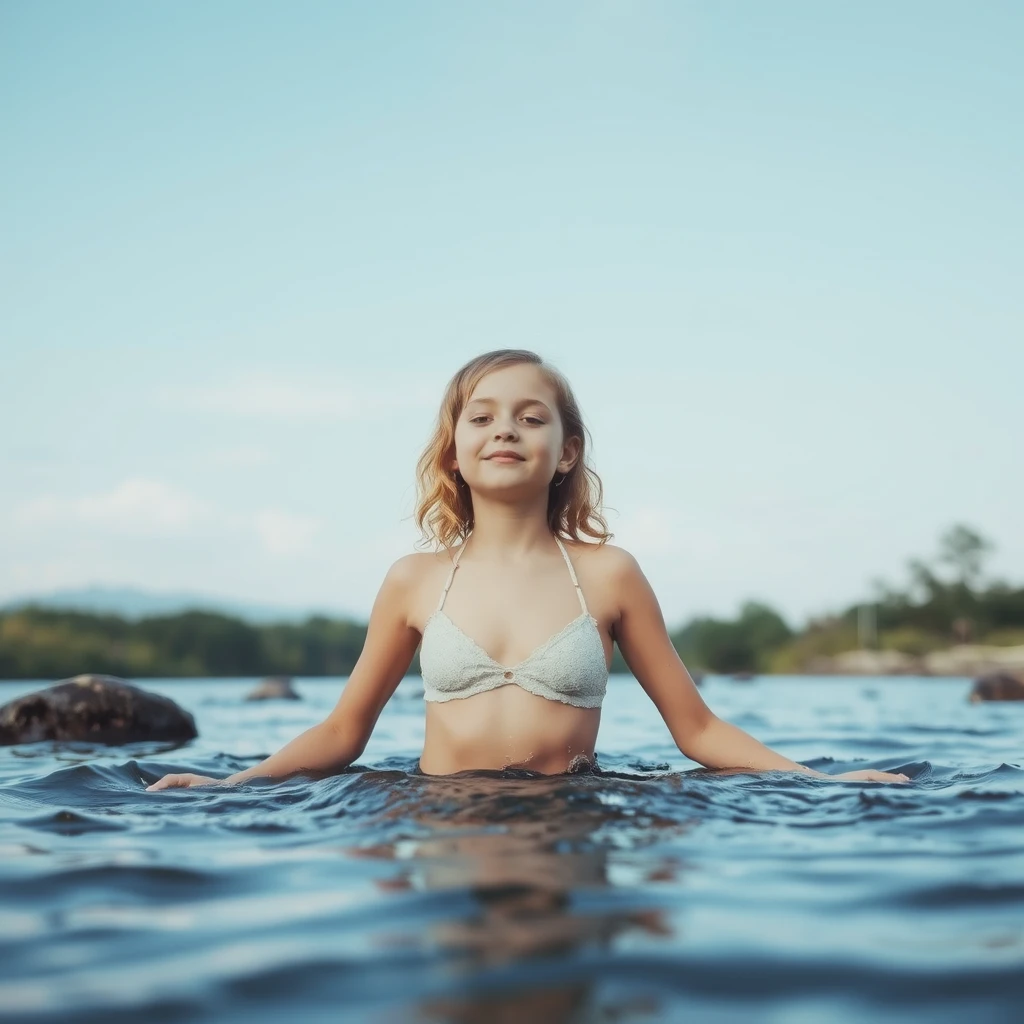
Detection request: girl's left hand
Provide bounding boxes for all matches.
[146,773,222,791]
[832,769,909,784]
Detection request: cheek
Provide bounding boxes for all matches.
[452,423,480,458]
[538,430,563,457]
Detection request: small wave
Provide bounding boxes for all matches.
[885,881,1024,910]
[4,676,1024,1023]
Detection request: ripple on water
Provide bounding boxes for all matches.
[1,677,1023,1022]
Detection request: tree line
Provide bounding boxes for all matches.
[1,525,1021,680]
[0,610,374,681]
[673,525,1024,674]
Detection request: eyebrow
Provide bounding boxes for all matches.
[465,397,552,412]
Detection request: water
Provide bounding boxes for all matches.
[0,675,1022,1023]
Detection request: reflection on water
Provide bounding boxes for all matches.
[349,770,682,1023]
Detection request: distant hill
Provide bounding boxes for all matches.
[1,585,349,625]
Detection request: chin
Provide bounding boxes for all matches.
[471,478,547,501]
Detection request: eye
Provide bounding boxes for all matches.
[469,415,490,424]
[523,416,545,425]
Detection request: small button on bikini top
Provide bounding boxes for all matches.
[419,535,609,708]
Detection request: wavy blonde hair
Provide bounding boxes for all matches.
[415,350,611,550]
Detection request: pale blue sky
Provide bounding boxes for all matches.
[2,1,1021,626]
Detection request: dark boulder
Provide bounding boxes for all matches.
[245,676,301,701]
[969,671,1024,703]
[0,674,198,746]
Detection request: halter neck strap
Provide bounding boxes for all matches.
[554,537,589,615]
[435,540,468,613]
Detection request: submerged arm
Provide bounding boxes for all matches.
[610,549,907,784]
[146,557,423,790]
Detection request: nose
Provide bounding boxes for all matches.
[493,418,519,441]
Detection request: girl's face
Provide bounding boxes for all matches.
[452,363,579,499]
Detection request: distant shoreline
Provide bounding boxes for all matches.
[806,644,1024,677]
[0,668,998,685]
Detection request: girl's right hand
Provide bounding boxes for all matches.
[832,769,910,784]
[146,773,222,791]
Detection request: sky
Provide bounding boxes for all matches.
[2,1,1021,628]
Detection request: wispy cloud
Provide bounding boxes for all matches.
[612,504,725,560]
[253,509,321,557]
[13,478,212,536]
[171,371,436,424]
[10,479,323,560]
[204,445,274,469]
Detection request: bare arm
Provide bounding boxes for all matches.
[609,548,908,784]
[146,556,423,790]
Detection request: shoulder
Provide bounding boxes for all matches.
[563,540,643,582]
[382,548,462,590]
[563,541,652,626]
[373,550,459,627]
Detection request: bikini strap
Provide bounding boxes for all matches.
[436,538,468,612]
[554,537,589,615]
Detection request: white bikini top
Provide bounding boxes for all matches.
[419,536,609,708]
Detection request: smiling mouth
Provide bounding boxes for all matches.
[486,452,525,461]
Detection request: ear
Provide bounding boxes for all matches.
[557,436,582,474]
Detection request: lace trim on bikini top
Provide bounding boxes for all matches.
[419,536,609,708]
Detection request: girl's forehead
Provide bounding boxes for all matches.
[467,363,557,404]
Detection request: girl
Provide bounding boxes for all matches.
[147,350,909,790]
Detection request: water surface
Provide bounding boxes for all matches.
[0,675,1021,1023]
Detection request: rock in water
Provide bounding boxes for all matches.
[0,674,198,746]
[969,671,1024,703]
[245,676,301,701]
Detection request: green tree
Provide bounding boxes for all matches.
[670,601,792,674]
[938,524,993,589]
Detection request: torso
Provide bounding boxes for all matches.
[408,540,618,775]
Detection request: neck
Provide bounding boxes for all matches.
[465,491,555,559]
